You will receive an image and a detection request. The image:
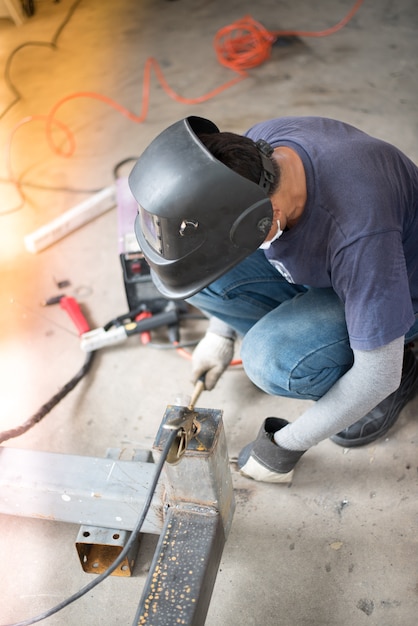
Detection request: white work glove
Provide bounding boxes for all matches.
[192,318,236,390]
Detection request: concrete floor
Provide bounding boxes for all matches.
[0,0,417,624]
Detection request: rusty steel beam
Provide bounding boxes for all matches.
[134,505,225,626]
[132,405,235,626]
[0,405,235,625]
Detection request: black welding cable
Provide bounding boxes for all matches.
[113,157,139,180]
[0,306,205,444]
[0,351,94,445]
[1,426,178,626]
[0,0,83,120]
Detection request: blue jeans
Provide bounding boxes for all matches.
[188,250,418,401]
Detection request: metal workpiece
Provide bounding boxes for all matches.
[0,447,163,534]
[155,405,235,538]
[133,405,236,625]
[0,406,235,624]
[133,505,226,626]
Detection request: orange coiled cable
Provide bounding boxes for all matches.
[214,0,364,72]
[4,0,364,213]
[214,15,277,71]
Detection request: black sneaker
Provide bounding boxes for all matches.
[331,346,418,447]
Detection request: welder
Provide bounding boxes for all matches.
[128,115,418,483]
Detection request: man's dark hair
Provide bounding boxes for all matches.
[197,131,280,195]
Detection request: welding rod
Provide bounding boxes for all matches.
[188,378,205,411]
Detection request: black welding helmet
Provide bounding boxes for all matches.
[128,116,274,299]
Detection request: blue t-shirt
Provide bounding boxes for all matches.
[245,117,418,350]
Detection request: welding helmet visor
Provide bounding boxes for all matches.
[128,116,273,299]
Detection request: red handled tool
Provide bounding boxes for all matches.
[59,296,90,335]
[42,294,90,335]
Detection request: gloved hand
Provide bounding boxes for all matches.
[238,418,306,483]
[192,331,235,390]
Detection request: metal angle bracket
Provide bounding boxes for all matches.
[75,525,141,577]
[74,448,151,577]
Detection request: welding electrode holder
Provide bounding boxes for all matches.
[80,306,180,351]
[163,377,206,464]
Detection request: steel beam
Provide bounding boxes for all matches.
[132,405,235,625]
[0,405,235,625]
[0,447,163,534]
[154,406,235,537]
[134,505,225,626]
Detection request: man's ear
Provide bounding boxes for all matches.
[270,202,281,222]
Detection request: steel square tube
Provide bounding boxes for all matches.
[0,447,163,533]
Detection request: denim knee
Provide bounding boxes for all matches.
[241,319,353,401]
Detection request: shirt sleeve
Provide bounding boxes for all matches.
[274,336,405,450]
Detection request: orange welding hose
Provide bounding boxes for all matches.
[4,0,364,210]
[214,0,364,70]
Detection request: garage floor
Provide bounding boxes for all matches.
[0,1,417,624]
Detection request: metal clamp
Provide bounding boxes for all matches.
[163,407,198,464]
[163,379,205,464]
